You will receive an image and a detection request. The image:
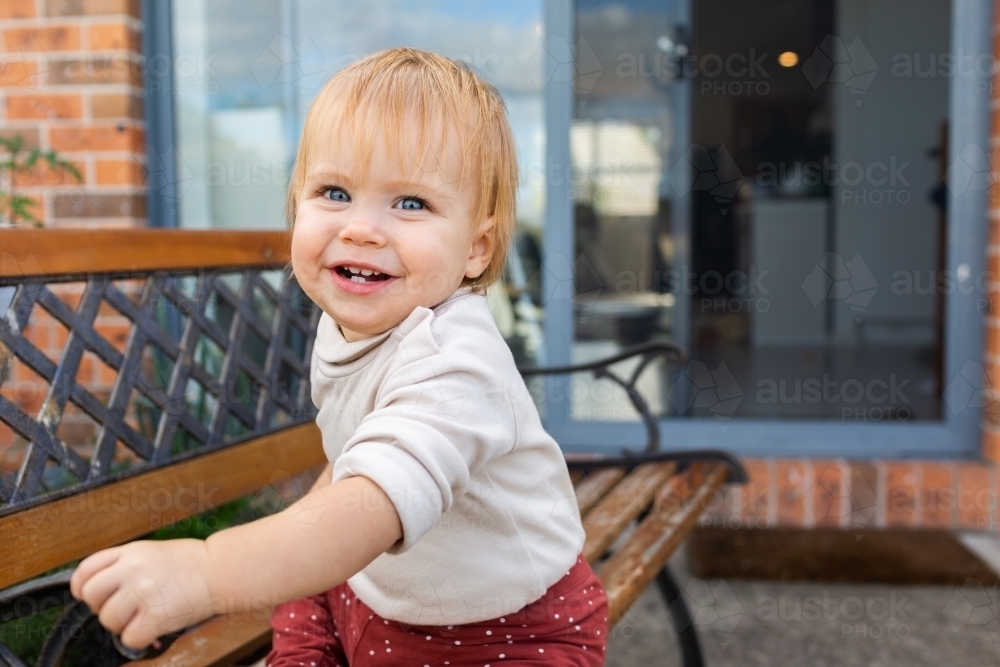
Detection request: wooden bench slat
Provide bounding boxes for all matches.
[0,423,325,589]
[573,467,627,518]
[596,462,729,626]
[127,615,272,667]
[0,229,289,277]
[581,462,676,563]
[122,461,717,667]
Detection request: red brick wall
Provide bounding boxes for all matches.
[0,0,145,478]
[703,459,1000,532]
[0,0,145,228]
[983,0,1000,464]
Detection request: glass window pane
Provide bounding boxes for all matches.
[572,0,951,423]
[172,0,546,366]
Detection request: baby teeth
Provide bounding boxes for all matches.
[342,265,387,282]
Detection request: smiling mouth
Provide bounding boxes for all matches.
[333,265,394,284]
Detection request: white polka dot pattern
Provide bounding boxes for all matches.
[264,554,607,666]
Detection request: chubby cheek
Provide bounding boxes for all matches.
[290,220,327,286]
[404,235,463,290]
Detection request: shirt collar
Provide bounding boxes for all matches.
[312,286,476,368]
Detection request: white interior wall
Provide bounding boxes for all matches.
[831,0,951,344]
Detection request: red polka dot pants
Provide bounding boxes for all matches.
[265,554,608,666]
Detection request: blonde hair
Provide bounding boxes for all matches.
[287,47,518,291]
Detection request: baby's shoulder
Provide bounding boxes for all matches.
[384,292,517,387]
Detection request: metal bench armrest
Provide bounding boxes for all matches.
[518,341,686,455]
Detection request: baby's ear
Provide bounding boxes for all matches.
[465,215,495,279]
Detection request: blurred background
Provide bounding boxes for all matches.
[0,0,998,664]
[157,0,958,429]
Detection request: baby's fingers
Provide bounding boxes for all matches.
[70,548,121,600]
[120,609,164,652]
[76,562,126,616]
[97,586,139,638]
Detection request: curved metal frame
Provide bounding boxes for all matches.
[519,340,687,454]
[0,570,116,667]
[0,569,182,666]
[518,340,749,667]
[1,342,745,667]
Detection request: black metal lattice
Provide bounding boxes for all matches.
[0,267,320,516]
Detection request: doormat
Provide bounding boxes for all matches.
[688,526,999,585]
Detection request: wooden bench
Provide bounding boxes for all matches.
[0,229,745,667]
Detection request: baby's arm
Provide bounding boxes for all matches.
[69,474,401,651]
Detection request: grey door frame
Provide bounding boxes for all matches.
[146,0,992,459]
[540,0,992,460]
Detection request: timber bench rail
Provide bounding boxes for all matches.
[0,230,746,667]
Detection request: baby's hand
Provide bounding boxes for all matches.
[69,539,215,651]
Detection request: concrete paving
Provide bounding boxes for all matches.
[606,536,1000,667]
[247,533,999,666]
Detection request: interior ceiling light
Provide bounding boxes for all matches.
[778,51,799,67]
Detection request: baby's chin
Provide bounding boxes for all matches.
[331,308,410,341]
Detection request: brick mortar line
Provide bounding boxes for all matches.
[948,461,959,527]
[0,51,144,63]
[766,458,777,527]
[84,152,94,184]
[0,16,143,31]
[874,459,887,528]
[837,458,849,528]
[50,217,148,225]
[4,117,145,126]
[2,86,146,98]
[35,149,148,159]
[0,49,145,62]
[44,142,149,151]
[803,460,816,526]
[20,190,148,197]
[11,175,143,184]
[0,81,142,89]
[22,149,147,158]
[29,117,145,126]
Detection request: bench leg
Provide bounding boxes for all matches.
[656,566,705,667]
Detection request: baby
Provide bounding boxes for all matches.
[69,47,608,666]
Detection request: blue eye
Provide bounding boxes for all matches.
[397,197,425,211]
[324,187,350,202]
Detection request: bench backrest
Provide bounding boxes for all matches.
[0,230,325,590]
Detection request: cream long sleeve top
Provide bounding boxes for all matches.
[309,288,586,626]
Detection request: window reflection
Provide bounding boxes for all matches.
[572,0,950,423]
[172,0,547,366]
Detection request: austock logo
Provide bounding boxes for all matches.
[1,37,51,91]
[801,35,878,105]
[675,577,744,648]
[943,360,996,418]
[943,578,998,637]
[945,143,999,201]
[248,468,317,521]
[667,144,743,214]
[801,252,878,323]
[667,361,743,421]
[251,34,328,90]
[527,35,602,92]
[122,144,194,201]
[812,466,879,528]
